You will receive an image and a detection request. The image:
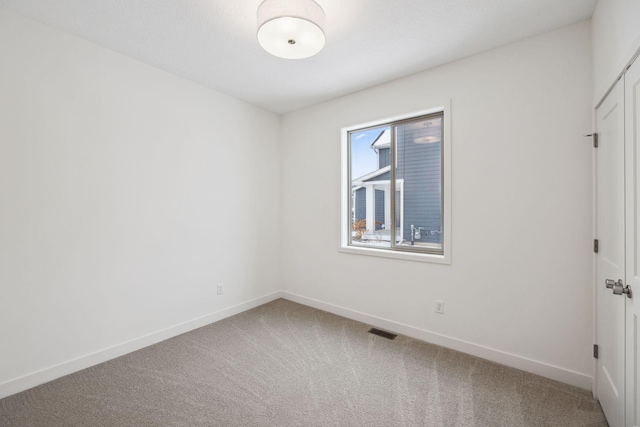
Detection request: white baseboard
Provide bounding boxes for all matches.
[0,291,284,399]
[1,290,592,399]
[282,291,592,390]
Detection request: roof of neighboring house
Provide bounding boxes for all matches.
[370,129,390,152]
[352,165,391,185]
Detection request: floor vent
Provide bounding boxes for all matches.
[368,328,397,340]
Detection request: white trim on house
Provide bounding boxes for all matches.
[352,179,404,243]
[371,129,391,151]
[352,165,390,185]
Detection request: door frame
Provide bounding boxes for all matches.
[594,78,627,427]
[593,44,640,427]
[624,55,640,427]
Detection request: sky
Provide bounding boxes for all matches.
[351,126,388,179]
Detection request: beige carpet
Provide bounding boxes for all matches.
[0,299,607,426]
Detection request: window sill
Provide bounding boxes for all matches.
[339,244,450,264]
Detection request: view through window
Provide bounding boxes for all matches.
[348,112,444,255]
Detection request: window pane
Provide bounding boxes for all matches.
[350,125,391,248]
[394,115,443,251]
[344,110,446,258]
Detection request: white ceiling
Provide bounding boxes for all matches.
[0,0,597,114]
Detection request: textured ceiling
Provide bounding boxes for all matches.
[0,0,597,114]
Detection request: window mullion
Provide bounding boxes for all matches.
[390,124,397,249]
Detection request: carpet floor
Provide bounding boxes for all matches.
[0,298,607,426]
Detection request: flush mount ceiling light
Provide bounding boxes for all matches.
[257,0,326,59]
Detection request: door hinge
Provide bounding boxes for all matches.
[593,344,599,359]
[585,133,598,147]
[594,239,599,253]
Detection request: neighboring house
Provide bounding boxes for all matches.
[352,128,442,246]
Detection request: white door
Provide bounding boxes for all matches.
[625,57,640,427]
[596,78,626,427]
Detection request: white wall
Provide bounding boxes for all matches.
[0,8,281,397]
[280,21,594,388]
[592,0,640,105]
[0,6,596,398]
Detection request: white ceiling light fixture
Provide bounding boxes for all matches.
[257,0,326,59]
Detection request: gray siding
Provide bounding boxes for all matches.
[354,187,366,222]
[372,171,390,181]
[354,188,385,230]
[378,148,390,168]
[375,189,385,229]
[396,127,442,245]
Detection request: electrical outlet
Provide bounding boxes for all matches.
[435,300,444,314]
[217,283,224,295]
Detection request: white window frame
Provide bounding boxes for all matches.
[340,102,451,264]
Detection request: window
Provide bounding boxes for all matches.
[341,104,451,263]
